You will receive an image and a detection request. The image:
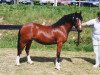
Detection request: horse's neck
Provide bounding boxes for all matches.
[64,23,73,33]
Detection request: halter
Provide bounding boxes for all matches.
[72,15,82,46]
[72,16,82,32]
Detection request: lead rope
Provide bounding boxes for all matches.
[76,31,80,46]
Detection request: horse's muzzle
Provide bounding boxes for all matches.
[79,30,82,32]
[77,29,82,32]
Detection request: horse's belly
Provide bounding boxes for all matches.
[33,37,56,45]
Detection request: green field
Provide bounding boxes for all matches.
[0,4,99,51]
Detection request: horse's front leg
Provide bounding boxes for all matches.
[55,42,62,70]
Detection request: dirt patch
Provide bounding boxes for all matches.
[0,48,100,75]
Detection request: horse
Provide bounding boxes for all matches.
[16,12,83,70]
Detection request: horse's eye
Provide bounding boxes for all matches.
[73,17,74,20]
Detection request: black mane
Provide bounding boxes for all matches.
[52,12,82,27]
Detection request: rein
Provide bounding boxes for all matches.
[72,17,81,46]
[77,31,80,46]
[72,18,80,46]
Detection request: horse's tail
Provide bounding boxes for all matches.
[17,28,21,51]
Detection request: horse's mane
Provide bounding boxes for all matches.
[52,13,74,27]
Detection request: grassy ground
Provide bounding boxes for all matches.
[0,48,100,75]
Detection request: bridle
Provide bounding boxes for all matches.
[72,16,82,46]
[72,16,81,31]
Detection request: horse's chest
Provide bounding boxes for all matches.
[54,30,67,42]
[60,35,67,43]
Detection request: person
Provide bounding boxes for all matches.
[82,12,100,68]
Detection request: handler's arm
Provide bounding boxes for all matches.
[82,19,95,27]
[82,22,87,26]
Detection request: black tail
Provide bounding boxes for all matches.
[17,30,20,50]
[17,28,21,51]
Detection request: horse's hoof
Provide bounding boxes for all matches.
[93,64,100,68]
[16,63,21,66]
[55,64,61,70]
[55,67,60,70]
[27,61,33,64]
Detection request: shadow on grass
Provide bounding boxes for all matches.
[20,56,95,65]
[74,57,95,65]
[20,56,72,63]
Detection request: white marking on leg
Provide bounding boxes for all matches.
[27,55,33,64]
[93,64,100,68]
[55,58,61,70]
[16,56,20,66]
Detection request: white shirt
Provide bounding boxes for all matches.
[86,18,100,35]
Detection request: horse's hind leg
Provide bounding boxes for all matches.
[16,42,26,66]
[55,42,62,70]
[25,40,33,64]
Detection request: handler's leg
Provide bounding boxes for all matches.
[92,34,100,67]
[93,45,100,67]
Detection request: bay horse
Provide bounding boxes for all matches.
[16,12,83,70]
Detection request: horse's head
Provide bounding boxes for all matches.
[72,12,83,32]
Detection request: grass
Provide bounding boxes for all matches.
[0,48,100,75]
[0,4,99,51]
[0,4,100,24]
